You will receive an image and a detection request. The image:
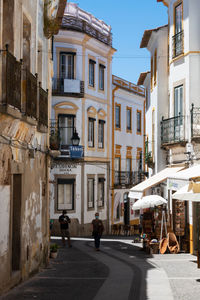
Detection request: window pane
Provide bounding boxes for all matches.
[98,121,104,148]
[88,178,94,208]
[58,181,74,210]
[98,180,104,207]
[137,111,141,132]
[126,158,131,172]
[99,65,104,90]
[88,119,94,147]
[175,3,182,34]
[127,109,131,129]
[59,115,74,146]
[89,61,95,87]
[115,106,120,128]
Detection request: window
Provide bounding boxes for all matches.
[174,85,183,117]
[114,157,121,185]
[154,49,157,86]
[88,178,95,209]
[57,178,75,210]
[98,120,105,149]
[126,158,132,185]
[126,107,132,131]
[89,59,96,87]
[60,52,75,79]
[175,2,182,34]
[137,110,142,134]
[115,104,121,129]
[88,118,95,148]
[173,2,183,58]
[137,148,143,171]
[58,114,75,148]
[99,64,105,90]
[174,85,183,126]
[98,178,105,207]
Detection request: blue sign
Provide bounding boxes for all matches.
[69,145,84,158]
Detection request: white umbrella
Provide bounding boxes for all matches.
[172,183,200,201]
[132,195,167,210]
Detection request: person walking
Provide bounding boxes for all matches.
[59,210,72,248]
[92,212,104,251]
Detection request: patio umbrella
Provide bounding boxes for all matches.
[132,195,167,210]
[172,182,200,201]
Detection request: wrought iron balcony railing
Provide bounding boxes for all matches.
[161,114,185,145]
[191,105,200,139]
[39,84,48,127]
[2,48,22,110]
[52,78,84,98]
[50,120,84,158]
[114,171,145,187]
[25,70,37,119]
[172,31,184,58]
[62,16,112,47]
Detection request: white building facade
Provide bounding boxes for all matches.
[157,0,200,254]
[111,75,145,227]
[49,3,115,236]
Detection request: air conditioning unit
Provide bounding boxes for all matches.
[88,141,93,147]
[88,202,94,208]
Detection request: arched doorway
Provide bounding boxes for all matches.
[123,193,130,225]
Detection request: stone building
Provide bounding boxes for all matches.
[0,0,65,294]
[49,2,115,236]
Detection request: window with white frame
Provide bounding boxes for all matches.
[57,178,75,210]
[99,64,105,90]
[89,59,96,87]
[60,52,75,79]
[98,120,105,149]
[88,118,95,147]
[88,178,95,209]
[98,178,105,207]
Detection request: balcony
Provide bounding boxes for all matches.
[1,48,48,129]
[161,115,186,146]
[1,48,22,115]
[50,120,84,159]
[114,171,145,188]
[172,31,184,59]
[38,84,48,128]
[25,70,37,120]
[52,78,84,98]
[191,105,200,140]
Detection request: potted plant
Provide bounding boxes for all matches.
[145,151,155,169]
[50,130,60,150]
[50,243,59,258]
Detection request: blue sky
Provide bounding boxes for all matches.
[69,0,168,84]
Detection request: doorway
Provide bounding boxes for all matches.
[12,174,22,271]
[123,193,130,225]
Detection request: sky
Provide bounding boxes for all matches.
[69,0,168,84]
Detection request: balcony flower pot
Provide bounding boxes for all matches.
[50,243,58,259]
[50,132,60,150]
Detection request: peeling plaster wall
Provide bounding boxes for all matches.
[0,185,10,256]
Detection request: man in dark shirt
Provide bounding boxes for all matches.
[59,210,72,247]
[92,212,104,251]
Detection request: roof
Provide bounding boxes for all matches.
[112,75,145,97]
[140,25,168,48]
[129,167,184,199]
[157,0,168,7]
[137,72,150,86]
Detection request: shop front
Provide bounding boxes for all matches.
[168,164,200,254]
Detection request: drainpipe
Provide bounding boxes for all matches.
[111,86,119,225]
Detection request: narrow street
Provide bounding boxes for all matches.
[1,238,200,300]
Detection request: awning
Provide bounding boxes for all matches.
[168,164,200,191]
[168,164,200,181]
[129,167,184,199]
[172,181,200,202]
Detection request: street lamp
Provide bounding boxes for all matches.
[71,129,80,146]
